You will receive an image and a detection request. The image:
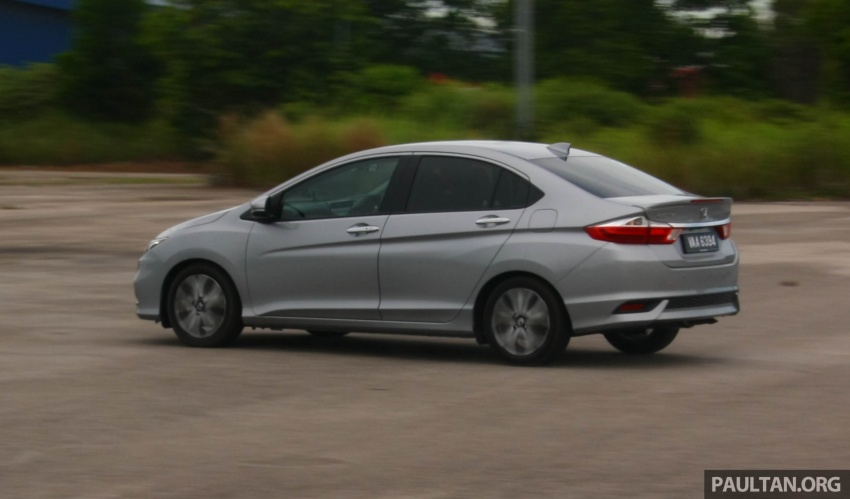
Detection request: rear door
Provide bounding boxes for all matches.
[378,155,534,323]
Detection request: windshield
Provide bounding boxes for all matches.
[533,156,684,198]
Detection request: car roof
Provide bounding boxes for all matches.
[360,141,600,161]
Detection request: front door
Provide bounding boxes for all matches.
[246,156,402,319]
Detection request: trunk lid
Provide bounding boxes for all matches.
[607,195,735,268]
[608,195,732,225]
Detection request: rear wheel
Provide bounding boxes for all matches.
[483,277,570,366]
[603,327,679,354]
[167,264,243,347]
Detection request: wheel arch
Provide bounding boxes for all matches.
[159,259,242,329]
[472,271,572,344]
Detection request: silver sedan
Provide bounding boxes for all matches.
[134,141,739,365]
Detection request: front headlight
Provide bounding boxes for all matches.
[146,237,167,252]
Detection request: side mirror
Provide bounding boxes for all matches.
[249,192,283,222]
[249,197,270,220]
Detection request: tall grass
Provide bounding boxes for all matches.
[0,111,179,165]
[216,112,386,187]
[0,63,58,118]
[1,72,848,198]
[547,102,850,199]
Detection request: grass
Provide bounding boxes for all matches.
[0,83,849,199]
[0,174,206,187]
[216,112,387,188]
[0,111,179,165]
[216,98,850,198]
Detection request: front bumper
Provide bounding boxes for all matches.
[133,250,165,322]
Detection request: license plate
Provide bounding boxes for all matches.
[682,231,719,253]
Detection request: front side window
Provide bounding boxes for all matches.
[406,156,536,213]
[282,157,400,220]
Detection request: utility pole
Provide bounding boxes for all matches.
[515,0,534,139]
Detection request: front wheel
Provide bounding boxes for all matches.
[167,264,243,347]
[483,277,570,366]
[603,327,679,354]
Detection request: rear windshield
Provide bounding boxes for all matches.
[533,156,684,198]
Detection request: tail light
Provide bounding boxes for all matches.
[585,216,682,245]
[716,223,732,240]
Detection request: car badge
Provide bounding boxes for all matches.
[700,207,709,220]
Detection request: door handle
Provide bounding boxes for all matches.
[347,224,381,236]
[475,216,511,227]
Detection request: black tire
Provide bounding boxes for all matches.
[166,263,243,347]
[483,277,570,366]
[603,327,679,354]
[307,330,350,338]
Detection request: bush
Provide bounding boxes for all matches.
[0,111,178,165]
[783,120,850,197]
[217,112,387,187]
[400,83,516,139]
[401,84,469,124]
[755,99,816,125]
[663,96,756,125]
[216,112,296,186]
[0,64,60,119]
[646,100,703,146]
[466,85,516,139]
[343,65,425,112]
[535,79,646,129]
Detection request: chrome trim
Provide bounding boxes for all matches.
[667,218,731,229]
[346,225,381,235]
[146,237,167,252]
[595,216,648,227]
[475,216,511,227]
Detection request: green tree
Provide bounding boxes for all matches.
[804,0,850,106]
[668,0,751,12]
[770,0,821,103]
[361,0,508,82]
[495,0,702,95]
[58,0,158,122]
[707,11,772,97]
[145,0,370,138]
[664,0,772,97]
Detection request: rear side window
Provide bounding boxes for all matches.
[534,156,684,198]
[406,156,539,213]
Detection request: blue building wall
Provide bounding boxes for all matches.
[0,0,75,66]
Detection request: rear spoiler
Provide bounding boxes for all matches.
[608,195,732,224]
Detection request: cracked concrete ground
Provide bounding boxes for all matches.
[1,171,848,498]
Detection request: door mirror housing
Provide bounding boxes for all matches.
[249,197,271,221]
[248,192,283,222]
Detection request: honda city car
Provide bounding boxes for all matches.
[134,141,739,365]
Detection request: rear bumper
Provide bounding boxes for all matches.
[568,291,739,336]
[557,242,740,335]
